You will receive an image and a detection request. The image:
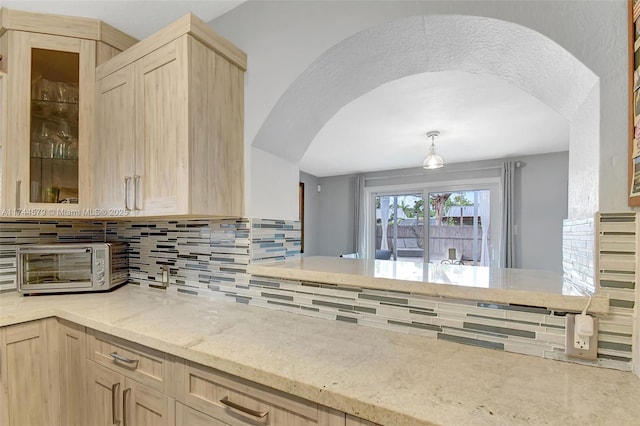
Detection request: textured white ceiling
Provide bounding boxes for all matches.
[0,0,246,39]
[252,15,598,175]
[300,71,569,177]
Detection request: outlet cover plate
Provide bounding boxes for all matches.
[565,313,598,360]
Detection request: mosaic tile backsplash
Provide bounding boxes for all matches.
[105,218,301,299]
[562,217,595,295]
[595,212,637,366]
[0,213,636,371]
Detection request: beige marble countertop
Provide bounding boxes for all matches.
[248,256,609,314]
[1,286,637,425]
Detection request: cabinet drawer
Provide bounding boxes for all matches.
[88,329,166,392]
[176,361,344,425]
[176,402,227,426]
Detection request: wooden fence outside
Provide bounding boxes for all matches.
[375,224,485,260]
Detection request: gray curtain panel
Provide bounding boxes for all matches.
[501,162,515,267]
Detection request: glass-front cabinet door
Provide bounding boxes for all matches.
[7,32,95,214]
[30,47,80,204]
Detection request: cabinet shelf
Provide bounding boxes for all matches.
[30,156,78,162]
[31,99,79,123]
[31,98,79,106]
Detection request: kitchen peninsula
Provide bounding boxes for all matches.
[1,286,638,426]
[248,256,609,314]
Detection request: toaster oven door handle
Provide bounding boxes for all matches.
[109,352,139,369]
[17,247,92,254]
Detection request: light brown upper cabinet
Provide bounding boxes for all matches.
[0,8,137,216]
[95,13,246,218]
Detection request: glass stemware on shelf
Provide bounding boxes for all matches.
[30,78,79,160]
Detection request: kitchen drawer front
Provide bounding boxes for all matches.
[176,361,344,425]
[88,329,166,392]
[175,402,227,426]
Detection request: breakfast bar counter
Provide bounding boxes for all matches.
[248,256,609,314]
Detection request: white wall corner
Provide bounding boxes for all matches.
[248,147,300,221]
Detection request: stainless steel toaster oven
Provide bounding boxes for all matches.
[16,242,128,294]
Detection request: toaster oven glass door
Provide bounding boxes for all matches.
[21,248,93,290]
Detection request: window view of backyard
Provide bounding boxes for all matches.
[375,190,491,265]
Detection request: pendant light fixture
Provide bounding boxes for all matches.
[422,131,444,169]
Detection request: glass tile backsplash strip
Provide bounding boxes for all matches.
[562,217,595,295]
[251,218,302,262]
[1,213,635,372]
[0,220,105,291]
[106,219,252,292]
[246,275,629,370]
[595,213,637,366]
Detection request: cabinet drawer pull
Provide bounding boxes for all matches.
[123,387,131,426]
[133,175,141,211]
[109,351,139,368]
[124,176,132,211]
[219,396,269,419]
[15,180,21,209]
[111,382,120,424]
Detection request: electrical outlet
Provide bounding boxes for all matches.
[162,266,170,286]
[574,327,590,350]
[565,313,598,360]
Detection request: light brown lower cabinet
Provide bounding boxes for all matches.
[87,360,124,426]
[59,319,87,426]
[174,360,346,425]
[0,318,60,426]
[87,360,173,426]
[0,319,380,426]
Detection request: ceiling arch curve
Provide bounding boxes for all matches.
[251,14,599,164]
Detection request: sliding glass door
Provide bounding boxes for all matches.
[374,193,424,261]
[368,181,500,266]
[427,190,491,266]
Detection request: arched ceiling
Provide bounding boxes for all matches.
[252,14,598,171]
[300,71,569,177]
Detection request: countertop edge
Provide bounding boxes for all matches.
[247,263,610,314]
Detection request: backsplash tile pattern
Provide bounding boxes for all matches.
[247,274,628,370]
[104,218,301,302]
[0,213,636,372]
[251,218,302,263]
[562,217,595,295]
[106,219,252,295]
[595,212,636,365]
[0,220,105,291]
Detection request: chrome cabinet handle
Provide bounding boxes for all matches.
[133,175,140,211]
[123,387,131,426]
[111,382,120,424]
[109,351,139,369]
[15,180,21,209]
[219,396,269,419]
[124,176,131,211]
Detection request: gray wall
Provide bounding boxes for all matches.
[315,174,358,257]
[306,152,568,273]
[514,152,569,272]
